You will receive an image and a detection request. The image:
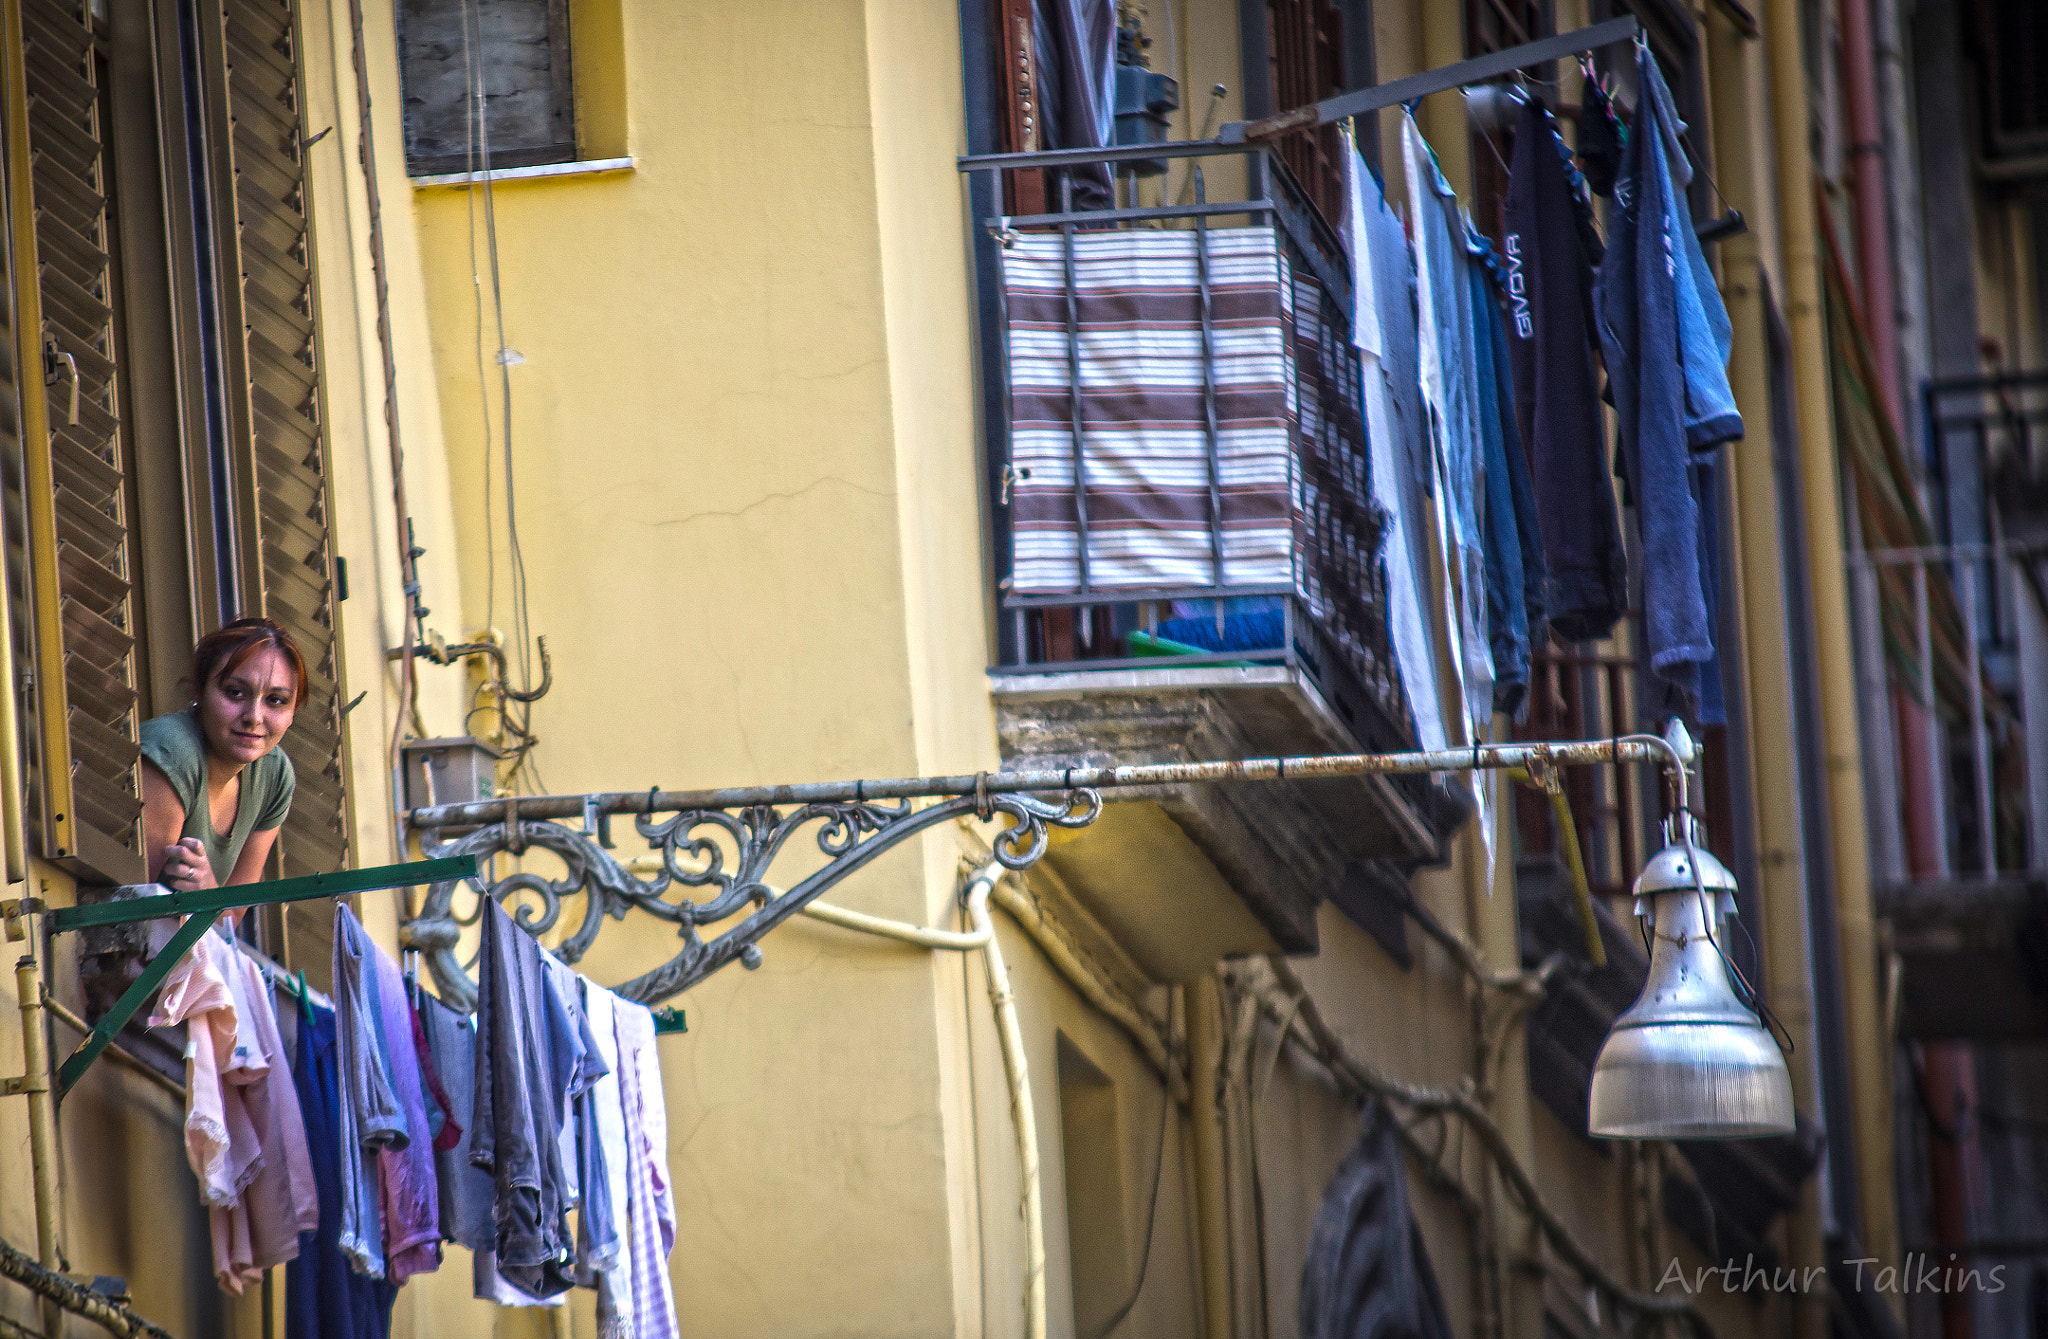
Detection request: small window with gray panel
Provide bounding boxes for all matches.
[398,0,577,176]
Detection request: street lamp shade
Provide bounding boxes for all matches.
[1587,816,1796,1139]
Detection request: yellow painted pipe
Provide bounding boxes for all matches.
[0,0,77,869]
[1506,767,1604,967]
[1417,0,1472,199]
[13,953,59,1338]
[1764,0,1902,1282]
[1186,975,1232,1339]
[1706,14,1833,1337]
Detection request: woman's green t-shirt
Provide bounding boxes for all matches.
[138,707,295,883]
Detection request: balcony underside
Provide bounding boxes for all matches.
[1878,876,2048,1040]
[992,664,1450,974]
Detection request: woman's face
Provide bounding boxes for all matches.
[197,646,298,768]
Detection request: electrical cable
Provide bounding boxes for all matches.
[454,0,550,796]
[1085,992,1176,1339]
[342,0,422,868]
[460,0,497,641]
[1621,728,1799,1058]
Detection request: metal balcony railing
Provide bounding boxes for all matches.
[1852,374,2048,882]
[963,142,1412,752]
[1512,640,1654,899]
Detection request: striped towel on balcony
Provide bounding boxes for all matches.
[1002,227,1301,594]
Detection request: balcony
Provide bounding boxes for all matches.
[1863,373,2048,1039]
[964,145,1458,972]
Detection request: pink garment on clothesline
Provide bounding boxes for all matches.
[149,924,321,1293]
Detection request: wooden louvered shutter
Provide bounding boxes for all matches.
[7,0,145,883]
[202,0,349,880]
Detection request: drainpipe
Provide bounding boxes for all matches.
[1843,7,1977,1333]
[1186,975,1231,1339]
[1839,0,1901,433]
[1705,13,1831,1335]
[10,953,59,1338]
[0,1,63,1329]
[1839,0,1947,883]
[1417,2,1471,216]
[1765,0,1903,1301]
[1870,0,1931,439]
[1918,1043,1980,1339]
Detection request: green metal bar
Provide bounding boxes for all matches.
[55,908,221,1097]
[48,856,476,1097]
[45,856,479,933]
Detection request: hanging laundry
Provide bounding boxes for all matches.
[1594,42,1741,716]
[417,991,494,1252]
[332,907,404,1279]
[209,944,319,1293]
[149,927,253,1210]
[539,957,607,1212]
[579,980,634,1332]
[1576,76,1624,200]
[1402,111,1496,872]
[1504,98,1629,644]
[550,969,620,1284]
[612,997,679,1339]
[1691,463,1729,727]
[405,998,461,1154]
[473,1254,569,1310]
[1342,130,1445,754]
[361,935,443,1283]
[472,896,579,1299]
[1033,0,1118,209]
[287,994,396,1339]
[1638,55,1742,450]
[1467,228,1548,717]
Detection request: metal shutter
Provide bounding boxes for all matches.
[10,0,144,883]
[207,0,348,880]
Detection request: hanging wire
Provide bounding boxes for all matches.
[1671,774,1798,1057]
[460,0,547,792]
[460,0,496,637]
[1613,731,1794,1056]
[1084,990,1177,1339]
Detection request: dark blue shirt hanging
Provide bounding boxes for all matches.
[1593,43,1741,719]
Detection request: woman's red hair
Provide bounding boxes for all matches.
[192,617,309,709]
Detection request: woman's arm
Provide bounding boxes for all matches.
[225,827,279,886]
[140,759,187,884]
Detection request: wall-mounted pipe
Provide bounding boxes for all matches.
[9,953,58,1338]
[1764,0,1902,1285]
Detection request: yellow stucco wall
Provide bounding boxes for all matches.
[376,0,993,1332]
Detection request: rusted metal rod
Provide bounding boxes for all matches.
[0,1236,175,1339]
[408,736,1678,829]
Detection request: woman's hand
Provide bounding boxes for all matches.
[158,837,218,891]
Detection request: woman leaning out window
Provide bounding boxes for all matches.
[139,617,304,903]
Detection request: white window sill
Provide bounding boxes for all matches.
[410,156,634,189]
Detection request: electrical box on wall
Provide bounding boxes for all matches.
[401,736,505,811]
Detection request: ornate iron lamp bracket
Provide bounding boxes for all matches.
[401,731,1689,1012]
[404,787,1102,1011]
